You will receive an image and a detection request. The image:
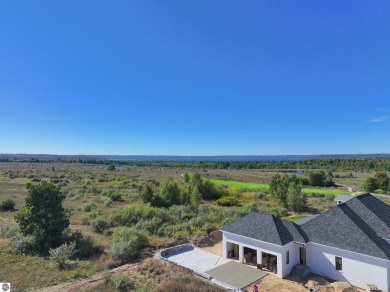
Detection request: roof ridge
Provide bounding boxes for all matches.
[292,222,310,243]
[338,203,390,259]
[355,193,390,228]
[272,216,294,245]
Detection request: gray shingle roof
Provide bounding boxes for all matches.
[302,199,390,259]
[221,194,390,259]
[221,212,307,246]
[295,214,319,225]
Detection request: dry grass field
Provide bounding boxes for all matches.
[0,161,383,290]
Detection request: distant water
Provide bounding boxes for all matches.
[285,171,305,176]
[1,153,390,162]
[112,155,310,162]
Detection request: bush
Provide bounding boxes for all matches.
[241,203,258,213]
[104,190,122,201]
[110,205,171,227]
[80,215,90,225]
[0,225,19,238]
[49,241,77,269]
[201,223,216,234]
[107,227,148,263]
[63,230,98,259]
[9,233,36,254]
[111,275,133,292]
[100,196,112,207]
[258,206,289,218]
[216,196,240,206]
[91,216,112,234]
[0,199,16,211]
[82,201,98,212]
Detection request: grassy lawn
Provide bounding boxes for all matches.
[207,178,269,190]
[0,250,98,290]
[301,187,350,196]
[208,178,347,196]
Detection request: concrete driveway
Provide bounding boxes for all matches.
[165,247,231,273]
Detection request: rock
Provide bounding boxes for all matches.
[307,280,320,289]
[310,276,328,285]
[332,282,354,292]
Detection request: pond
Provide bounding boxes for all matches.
[286,171,305,176]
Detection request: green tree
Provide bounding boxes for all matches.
[160,178,182,207]
[363,177,378,192]
[286,182,307,212]
[199,179,226,200]
[190,172,202,186]
[139,183,156,204]
[183,173,190,184]
[269,174,302,209]
[325,171,335,187]
[374,171,389,191]
[107,164,115,171]
[15,181,70,254]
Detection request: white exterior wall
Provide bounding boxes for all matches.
[306,242,390,291]
[222,232,300,278]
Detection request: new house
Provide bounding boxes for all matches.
[220,193,390,291]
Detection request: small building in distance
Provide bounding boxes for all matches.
[334,194,354,205]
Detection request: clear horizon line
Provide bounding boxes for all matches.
[1,153,390,157]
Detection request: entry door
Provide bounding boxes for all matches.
[299,247,306,266]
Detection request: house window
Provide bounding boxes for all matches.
[335,256,342,271]
[286,251,289,264]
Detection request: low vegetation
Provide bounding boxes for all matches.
[363,171,390,194]
[0,160,385,290]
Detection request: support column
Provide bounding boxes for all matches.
[257,250,262,267]
[239,245,244,263]
[222,240,227,258]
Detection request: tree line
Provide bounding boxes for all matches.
[139,173,229,208]
[3,157,390,171]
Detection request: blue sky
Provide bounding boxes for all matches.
[1,1,389,155]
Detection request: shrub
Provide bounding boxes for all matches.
[110,205,171,227]
[9,233,36,254]
[49,241,77,269]
[80,215,90,225]
[107,227,148,263]
[82,201,97,212]
[104,190,122,201]
[91,216,112,234]
[111,275,133,292]
[100,196,112,207]
[0,199,16,211]
[63,230,98,259]
[241,203,258,213]
[201,223,216,234]
[258,206,289,218]
[107,164,116,171]
[216,196,240,206]
[0,225,19,238]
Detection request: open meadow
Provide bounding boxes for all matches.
[0,161,384,290]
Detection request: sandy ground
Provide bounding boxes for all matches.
[202,241,223,256]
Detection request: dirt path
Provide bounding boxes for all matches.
[335,183,353,193]
[35,264,136,292]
